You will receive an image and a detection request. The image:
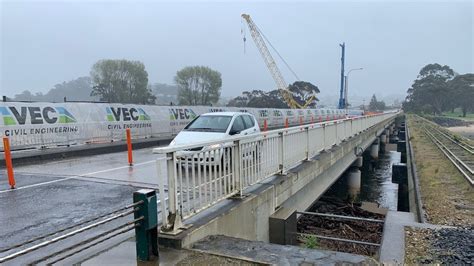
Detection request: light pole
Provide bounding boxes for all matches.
[344,67,363,109]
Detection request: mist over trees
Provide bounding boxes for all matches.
[148,83,178,105]
[174,66,222,106]
[403,63,473,116]
[90,59,155,104]
[11,77,97,102]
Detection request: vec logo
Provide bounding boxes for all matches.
[106,107,151,122]
[169,108,197,120]
[0,106,76,125]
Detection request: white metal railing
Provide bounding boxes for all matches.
[153,111,399,232]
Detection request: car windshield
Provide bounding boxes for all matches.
[184,115,232,133]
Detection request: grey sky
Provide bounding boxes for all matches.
[1,0,473,100]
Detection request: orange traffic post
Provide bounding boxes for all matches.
[285,118,289,128]
[126,128,133,166]
[3,137,15,189]
[263,119,268,132]
[299,117,303,126]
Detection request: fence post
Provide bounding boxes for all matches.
[134,189,158,261]
[278,132,285,174]
[233,140,243,195]
[126,128,133,166]
[2,137,15,189]
[305,127,310,160]
[161,152,182,233]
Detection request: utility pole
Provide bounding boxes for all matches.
[338,42,345,109]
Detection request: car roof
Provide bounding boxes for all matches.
[201,112,247,117]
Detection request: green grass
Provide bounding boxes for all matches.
[441,110,474,121]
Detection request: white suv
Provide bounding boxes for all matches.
[169,112,260,160]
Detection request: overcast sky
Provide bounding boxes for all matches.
[1,0,473,100]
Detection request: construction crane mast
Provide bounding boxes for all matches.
[241,14,315,109]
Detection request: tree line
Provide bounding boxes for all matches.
[9,59,322,108]
[403,63,473,117]
[9,59,223,106]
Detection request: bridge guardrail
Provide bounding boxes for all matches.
[153,111,399,233]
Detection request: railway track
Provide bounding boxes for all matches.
[418,117,474,186]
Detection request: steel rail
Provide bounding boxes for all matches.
[32,217,143,265]
[423,126,474,174]
[423,127,474,186]
[297,211,384,223]
[0,208,138,263]
[296,232,381,247]
[428,129,474,174]
[427,123,474,154]
[417,115,474,150]
[0,200,143,254]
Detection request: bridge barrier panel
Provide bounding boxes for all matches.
[1,102,361,151]
[345,119,353,138]
[324,123,337,148]
[308,125,325,158]
[336,121,345,143]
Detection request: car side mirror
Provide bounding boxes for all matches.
[229,129,240,136]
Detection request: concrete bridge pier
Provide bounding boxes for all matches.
[347,168,362,198]
[370,141,380,160]
[353,156,363,168]
[380,133,387,144]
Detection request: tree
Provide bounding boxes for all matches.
[448,74,474,117]
[90,59,155,104]
[404,63,455,114]
[174,66,222,106]
[368,94,386,112]
[287,81,320,108]
[369,95,379,111]
[227,81,320,108]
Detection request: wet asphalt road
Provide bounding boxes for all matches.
[0,147,166,265]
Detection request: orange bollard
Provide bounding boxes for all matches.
[285,118,289,128]
[3,137,15,189]
[126,128,133,166]
[263,119,268,132]
[299,117,303,126]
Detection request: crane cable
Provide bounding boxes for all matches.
[252,22,301,81]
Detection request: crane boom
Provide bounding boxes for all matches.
[241,14,315,109]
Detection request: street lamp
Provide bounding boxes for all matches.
[344,68,363,109]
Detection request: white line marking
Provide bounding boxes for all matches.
[0,177,74,193]
[0,160,157,193]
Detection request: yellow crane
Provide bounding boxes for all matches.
[241,14,316,109]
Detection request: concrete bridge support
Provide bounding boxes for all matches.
[353,156,363,168]
[347,168,362,198]
[370,142,380,160]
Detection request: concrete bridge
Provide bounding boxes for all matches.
[153,111,400,248]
